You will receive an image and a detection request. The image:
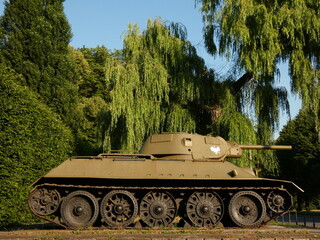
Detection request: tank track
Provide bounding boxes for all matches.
[28,183,293,229]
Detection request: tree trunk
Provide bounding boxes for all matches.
[232,72,254,94]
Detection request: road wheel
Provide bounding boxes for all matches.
[228,191,266,228]
[60,190,99,228]
[100,190,138,227]
[186,191,224,227]
[140,191,177,227]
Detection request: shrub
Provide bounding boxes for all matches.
[0,69,74,228]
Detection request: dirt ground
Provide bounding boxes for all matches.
[1,224,320,240]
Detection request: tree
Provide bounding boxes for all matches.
[95,19,277,172]
[78,46,112,98]
[197,0,320,138]
[68,46,110,155]
[0,67,74,228]
[99,19,214,152]
[0,0,78,125]
[276,109,320,209]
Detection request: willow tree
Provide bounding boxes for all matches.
[197,0,319,141]
[100,19,214,152]
[97,19,271,172]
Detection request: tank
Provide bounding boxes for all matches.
[28,132,303,229]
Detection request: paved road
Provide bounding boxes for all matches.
[1,225,320,240]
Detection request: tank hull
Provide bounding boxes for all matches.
[36,155,258,181]
[29,154,302,229]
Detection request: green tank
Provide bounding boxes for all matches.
[28,132,303,229]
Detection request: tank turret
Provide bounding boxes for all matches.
[139,132,292,160]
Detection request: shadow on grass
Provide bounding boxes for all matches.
[1,222,64,231]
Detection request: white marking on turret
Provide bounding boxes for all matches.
[210,146,220,155]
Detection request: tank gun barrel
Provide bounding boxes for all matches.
[239,145,292,150]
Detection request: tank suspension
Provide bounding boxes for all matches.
[60,190,99,229]
[266,190,292,214]
[228,191,267,228]
[27,184,294,229]
[139,191,177,227]
[100,190,138,227]
[28,188,61,216]
[186,191,224,227]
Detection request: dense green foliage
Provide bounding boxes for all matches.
[197,0,320,138]
[0,0,78,124]
[0,67,74,228]
[100,19,213,152]
[276,109,320,210]
[68,46,109,155]
[0,0,76,228]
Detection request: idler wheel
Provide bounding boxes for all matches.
[228,191,266,228]
[140,191,177,227]
[28,188,61,216]
[186,191,224,227]
[100,190,138,227]
[60,190,99,229]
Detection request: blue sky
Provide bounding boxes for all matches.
[0,0,301,136]
[64,1,204,48]
[62,0,224,71]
